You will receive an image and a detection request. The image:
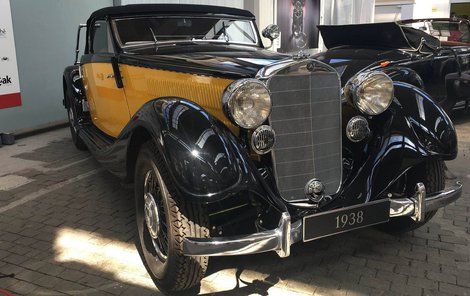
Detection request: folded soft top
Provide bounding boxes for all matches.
[318,22,440,50]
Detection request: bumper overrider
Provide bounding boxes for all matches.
[182,181,462,258]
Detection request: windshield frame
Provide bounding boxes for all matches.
[110,14,262,50]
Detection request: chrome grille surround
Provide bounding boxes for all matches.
[257,59,342,202]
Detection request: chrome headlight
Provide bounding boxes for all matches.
[346,72,394,115]
[222,79,272,129]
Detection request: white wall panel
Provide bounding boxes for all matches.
[120,0,243,9]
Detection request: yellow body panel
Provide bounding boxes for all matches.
[82,63,130,137]
[82,63,237,137]
[120,65,237,133]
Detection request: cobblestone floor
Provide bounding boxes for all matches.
[0,112,469,296]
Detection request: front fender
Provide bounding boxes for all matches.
[327,81,457,209]
[124,98,283,207]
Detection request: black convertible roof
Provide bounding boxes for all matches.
[88,4,254,23]
[318,22,440,50]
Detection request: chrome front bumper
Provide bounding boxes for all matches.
[182,182,462,258]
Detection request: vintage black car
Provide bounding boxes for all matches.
[316,19,470,113]
[62,5,462,294]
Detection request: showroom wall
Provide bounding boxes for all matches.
[375,0,452,22]
[0,0,112,134]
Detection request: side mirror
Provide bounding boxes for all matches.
[262,24,280,41]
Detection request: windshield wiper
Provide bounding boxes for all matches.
[149,27,158,53]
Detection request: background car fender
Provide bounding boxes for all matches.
[383,66,425,89]
[392,81,457,160]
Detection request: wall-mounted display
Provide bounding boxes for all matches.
[0,0,22,109]
[277,0,320,52]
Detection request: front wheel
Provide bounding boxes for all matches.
[377,160,445,234]
[134,141,210,294]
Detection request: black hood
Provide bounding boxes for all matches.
[313,46,412,85]
[122,43,288,79]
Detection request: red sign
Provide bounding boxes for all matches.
[0,92,21,109]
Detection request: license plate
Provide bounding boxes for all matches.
[303,199,390,242]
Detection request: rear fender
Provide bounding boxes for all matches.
[63,65,84,109]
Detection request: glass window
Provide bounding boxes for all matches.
[92,20,114,53]
[405,20,470,44]
[113,17,257,47]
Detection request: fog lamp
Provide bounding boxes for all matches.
[251,125,275,154]
[346,116,370,142]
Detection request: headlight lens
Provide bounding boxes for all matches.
[348,72,394,115]
[223,79,271,129]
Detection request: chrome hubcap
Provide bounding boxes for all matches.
[143,168,168,262]
[144,192,160,239]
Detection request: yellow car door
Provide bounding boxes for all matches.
[81,19,130,138]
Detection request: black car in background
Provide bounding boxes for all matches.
[316,18,470,113]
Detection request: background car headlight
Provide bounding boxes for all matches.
[348,71,394,115]
[222,79,271,129]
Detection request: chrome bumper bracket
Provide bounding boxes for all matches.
[390,181,462,219]
[411,182,426,222]
[182,212,297,258]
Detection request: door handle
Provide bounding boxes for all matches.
[106,74,115,79]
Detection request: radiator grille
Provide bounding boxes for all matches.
[268,70,342,201]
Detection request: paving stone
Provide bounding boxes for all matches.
[7,280,39,295]
[2,253,28,265]
[37,263,66,277]
[358,275,390,290]
[390,282,423,295]
[439,282,470,295]
[426,270,457,284]
[57,269,87,282]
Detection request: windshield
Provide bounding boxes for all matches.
[113,16,258,47]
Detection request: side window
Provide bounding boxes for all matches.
[91,20,114,54]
